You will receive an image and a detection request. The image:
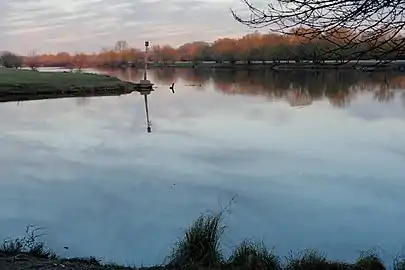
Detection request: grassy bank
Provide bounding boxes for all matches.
[0,68,137,102]
[0,214,403,270]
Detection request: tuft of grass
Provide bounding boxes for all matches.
[394,255,405,270]
[62,257,140,269]
[167,212,225,268]
[62,256,101,265]
[355,249,386,270]
[229,239,281,270]
[104,261,134,269]
[285,250,335,270]
[0,237,24,255]
[0,226,55,259]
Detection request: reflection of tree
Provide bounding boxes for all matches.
[402,92,405,109]
[212,70,237,85]
[76,97,90,107]
[146,68,405,107]
[176,69,210,87]
[154,68,177,85]
[373,88,395,103]
[285,89,313,107]
[103,69,142,83]
[327,90,353,108]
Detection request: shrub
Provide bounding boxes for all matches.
[394,255,405,270]
[0,52,23,68]
[355,250,385,270]
[286,250,333,270]
[167,213,224,268]
[0,226,55,259]
[229,239,281,270]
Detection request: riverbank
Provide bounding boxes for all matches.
[135,60,405,72]
[0,68,138,102]
[0,213,401,270]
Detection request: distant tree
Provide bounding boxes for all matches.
[211,38,240,63]
[194,44,215,62]
[25,51,39,70]
[125,48,143,64]
[160,45,178,64]
[177,42,209,62]
[56,52,71,67]
[0,52,23,68]
[151,45,162,62]
[16,30,405,67]
[96,48,118,67]
[115,40,128,52]
[72,53,87,72]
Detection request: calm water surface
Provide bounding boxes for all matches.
[1,69,405,265]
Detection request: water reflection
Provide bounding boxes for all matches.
[97,69,405,110]
[141,92,152,133]
[3,68,405,266]
[76,97,90,107]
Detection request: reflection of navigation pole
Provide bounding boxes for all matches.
[144,94,151,133]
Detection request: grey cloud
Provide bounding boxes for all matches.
[0,0,253,53]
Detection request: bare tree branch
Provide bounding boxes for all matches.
[232,0,405,64]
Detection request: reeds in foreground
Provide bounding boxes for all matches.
[167,213,224,268]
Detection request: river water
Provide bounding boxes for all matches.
[0,68,405,265]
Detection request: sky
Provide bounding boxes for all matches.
[0,0,264,54]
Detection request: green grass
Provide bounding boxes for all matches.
[0,68,136,100]
[0,68,134,94]
[0,68,123,86]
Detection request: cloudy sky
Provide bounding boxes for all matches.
[0,0,264,54]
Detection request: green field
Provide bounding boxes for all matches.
[0,68,129,88]
[0,68,135,101]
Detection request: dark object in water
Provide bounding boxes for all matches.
[170,83,175,93]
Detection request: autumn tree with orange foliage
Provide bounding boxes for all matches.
[72,53,87,71]
[21,29,405,69]
[24,51,39,70]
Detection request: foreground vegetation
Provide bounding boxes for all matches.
[1,213,404,270]
[0,68,136,102]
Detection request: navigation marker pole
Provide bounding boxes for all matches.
[141,40,152,133]
[144,41,149,81]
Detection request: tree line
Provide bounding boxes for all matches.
[4,29,405,70]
